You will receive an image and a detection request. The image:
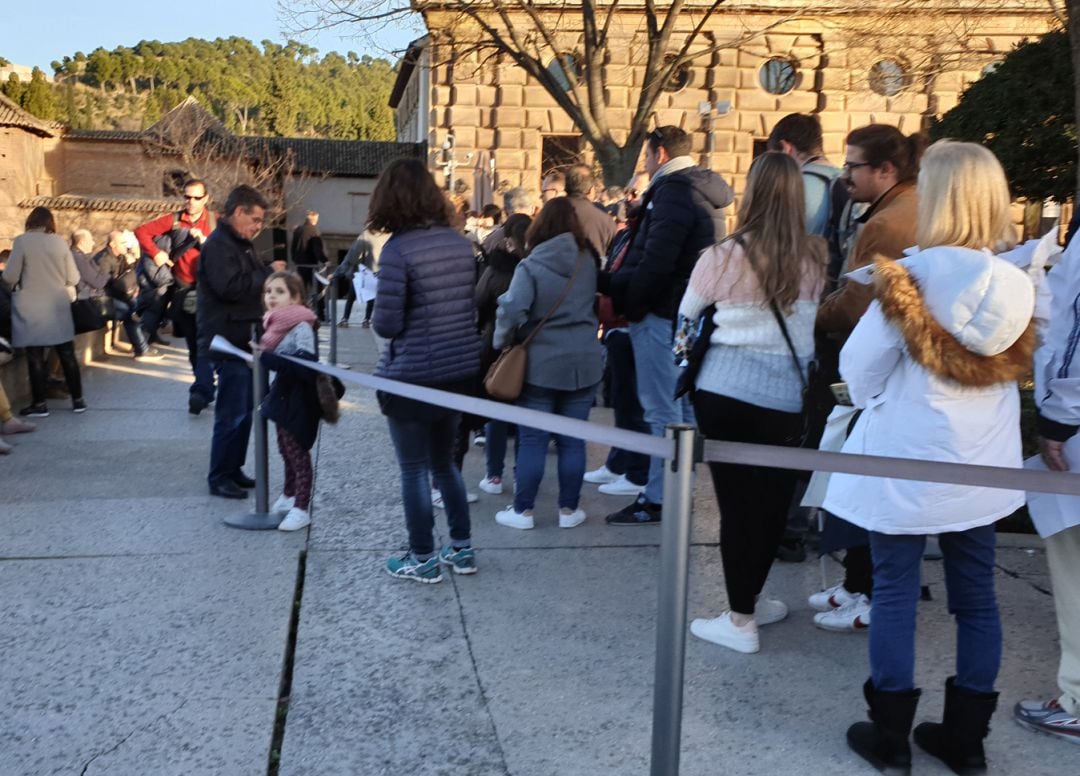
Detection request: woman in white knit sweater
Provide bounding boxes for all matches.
[678,151,826,654]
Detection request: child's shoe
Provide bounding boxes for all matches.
[277,507,310,532]
[271,494,295,514]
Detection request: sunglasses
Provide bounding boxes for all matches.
[183,194,207,201]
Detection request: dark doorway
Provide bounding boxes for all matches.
[542,135,584,178]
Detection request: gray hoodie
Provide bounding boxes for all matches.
[494,232,603,391]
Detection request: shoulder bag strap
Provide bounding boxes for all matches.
[519,254,585,348]
[733,235,808,391]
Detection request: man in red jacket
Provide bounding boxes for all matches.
[135,179,216,414]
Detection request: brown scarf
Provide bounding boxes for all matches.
[261,304,317,352]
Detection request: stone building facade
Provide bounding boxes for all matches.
[390,1,1054,202]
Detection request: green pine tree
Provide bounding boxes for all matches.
[21,67,58,120]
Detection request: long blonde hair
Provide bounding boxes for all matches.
[728,151,824,312]
[916,140,1016,251]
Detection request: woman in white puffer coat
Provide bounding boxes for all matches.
[824,141,1035,774]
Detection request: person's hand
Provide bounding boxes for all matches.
[190,227,205,244]
[153,251,170,267]
[271,260,287,272]
[1039,435,1069,472]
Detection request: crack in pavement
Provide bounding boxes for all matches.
[78,698,189,776]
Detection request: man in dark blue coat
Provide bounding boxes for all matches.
[197,185,286,499]
[600,126,733,525]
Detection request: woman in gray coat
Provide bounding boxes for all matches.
[493,198,603,530]
[1,207,84,417]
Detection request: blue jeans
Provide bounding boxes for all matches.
[485,420,509,478]
[603,329,650,485]
[513,382,595,512]
[113,299,149,354]
[387,413,471,556]
[629,314,695,504]
[207,359,254,488]
[869,525,1001,694]
[176,307,215,404]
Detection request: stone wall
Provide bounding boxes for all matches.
[0,130,51,250]
[413,9,1051,202]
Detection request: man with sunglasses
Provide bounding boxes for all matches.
[135,179,217,414]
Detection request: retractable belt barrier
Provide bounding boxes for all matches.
[232,349,1080,776]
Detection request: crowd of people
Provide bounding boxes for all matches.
[2,110,1078,764]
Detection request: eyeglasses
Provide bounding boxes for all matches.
[841,161,872,173]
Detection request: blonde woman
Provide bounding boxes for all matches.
[680,151,826,654]
[823,141,1035,772]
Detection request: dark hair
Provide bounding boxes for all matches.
[845,124,928,183]
[767,113,823,155]
[481,203,503,225]
[184,178,207,195]
[503,213,532,253]
[223,185,269,216]
[26,206,57,233]
[368,158,453,234]
[565,164,596,197]
[525,198,593,258]
[264,270,306,304]
[647,125,692,158]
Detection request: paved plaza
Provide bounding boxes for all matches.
[1,314,1076,775]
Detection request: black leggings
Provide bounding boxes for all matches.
[693,391,802,615]
[26,342,82,404]
[843,545,873,598]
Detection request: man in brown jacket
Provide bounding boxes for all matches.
[811,124,925,633]
[564,164,616,258]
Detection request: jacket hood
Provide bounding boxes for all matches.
[526,232,589,278]
[873,247,1035,386]
[669,167,734,210]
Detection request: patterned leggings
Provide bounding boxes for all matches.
[277,427,313,511]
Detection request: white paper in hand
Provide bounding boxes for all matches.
[210,335,253,362]
[353,266,378,304]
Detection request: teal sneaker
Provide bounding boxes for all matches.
[386,552,442,584]
[438,544,477,575]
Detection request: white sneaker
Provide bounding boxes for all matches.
[558,508,586,529]
[479,476,504,495]
[598,474,646,496]
[813,595,871,632]
[808,582,860,612]
[495,506,534,530]
[754,597,788,626]
[690,612,760,654]
[474,435,486,447]
[583,465,620,485]
[271,494,295,514]
[433,488,479,507]
[277,507,311,532]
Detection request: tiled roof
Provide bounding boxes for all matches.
[19,195,179,213]
[258,137,428,177]
[0,93,56,137]
[65,128,143,141]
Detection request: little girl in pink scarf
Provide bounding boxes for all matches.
[255,271,320,531]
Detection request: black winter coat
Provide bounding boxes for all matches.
[260,345,321,451]
[196,223,274,359]
[475,247,521,370]
[604,166,733,322]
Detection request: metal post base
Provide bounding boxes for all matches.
[224,511,281,530]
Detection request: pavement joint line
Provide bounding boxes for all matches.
[303,542,727,554]
[447,562,513,776]
[267,549,307,776]
[995,562,1053,596]
[0,552,200,562]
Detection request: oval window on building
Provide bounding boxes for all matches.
[759,57,797,95]
[868,59,909,96]
[663,55,691,93]
[547,52,582,92]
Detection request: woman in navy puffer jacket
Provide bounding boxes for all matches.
[370,159,482,583]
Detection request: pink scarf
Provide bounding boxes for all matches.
[261,304,317,351]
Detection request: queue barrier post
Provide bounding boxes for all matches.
[650,423,698,776]
[225,326,278,530]
[329,277,338,366]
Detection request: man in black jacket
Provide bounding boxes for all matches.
[198,185,286,499]
[600,126,733,525]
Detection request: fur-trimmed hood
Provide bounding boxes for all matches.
[872,246,1035,387]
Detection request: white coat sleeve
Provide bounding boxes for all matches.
[1036,244,1080,441]
[838,301,904,408]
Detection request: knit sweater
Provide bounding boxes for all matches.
[677,237,825,412]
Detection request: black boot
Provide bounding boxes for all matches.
[847,678,921,773]
[913,676,998,775]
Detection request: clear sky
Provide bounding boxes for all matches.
[2,0,421,71]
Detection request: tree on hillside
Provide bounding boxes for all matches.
[22,67,57,120]
[930,30,1074,202]
[2,72,24,105]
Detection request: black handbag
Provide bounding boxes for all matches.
[71,297,111,334]
[674,304,716,400]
